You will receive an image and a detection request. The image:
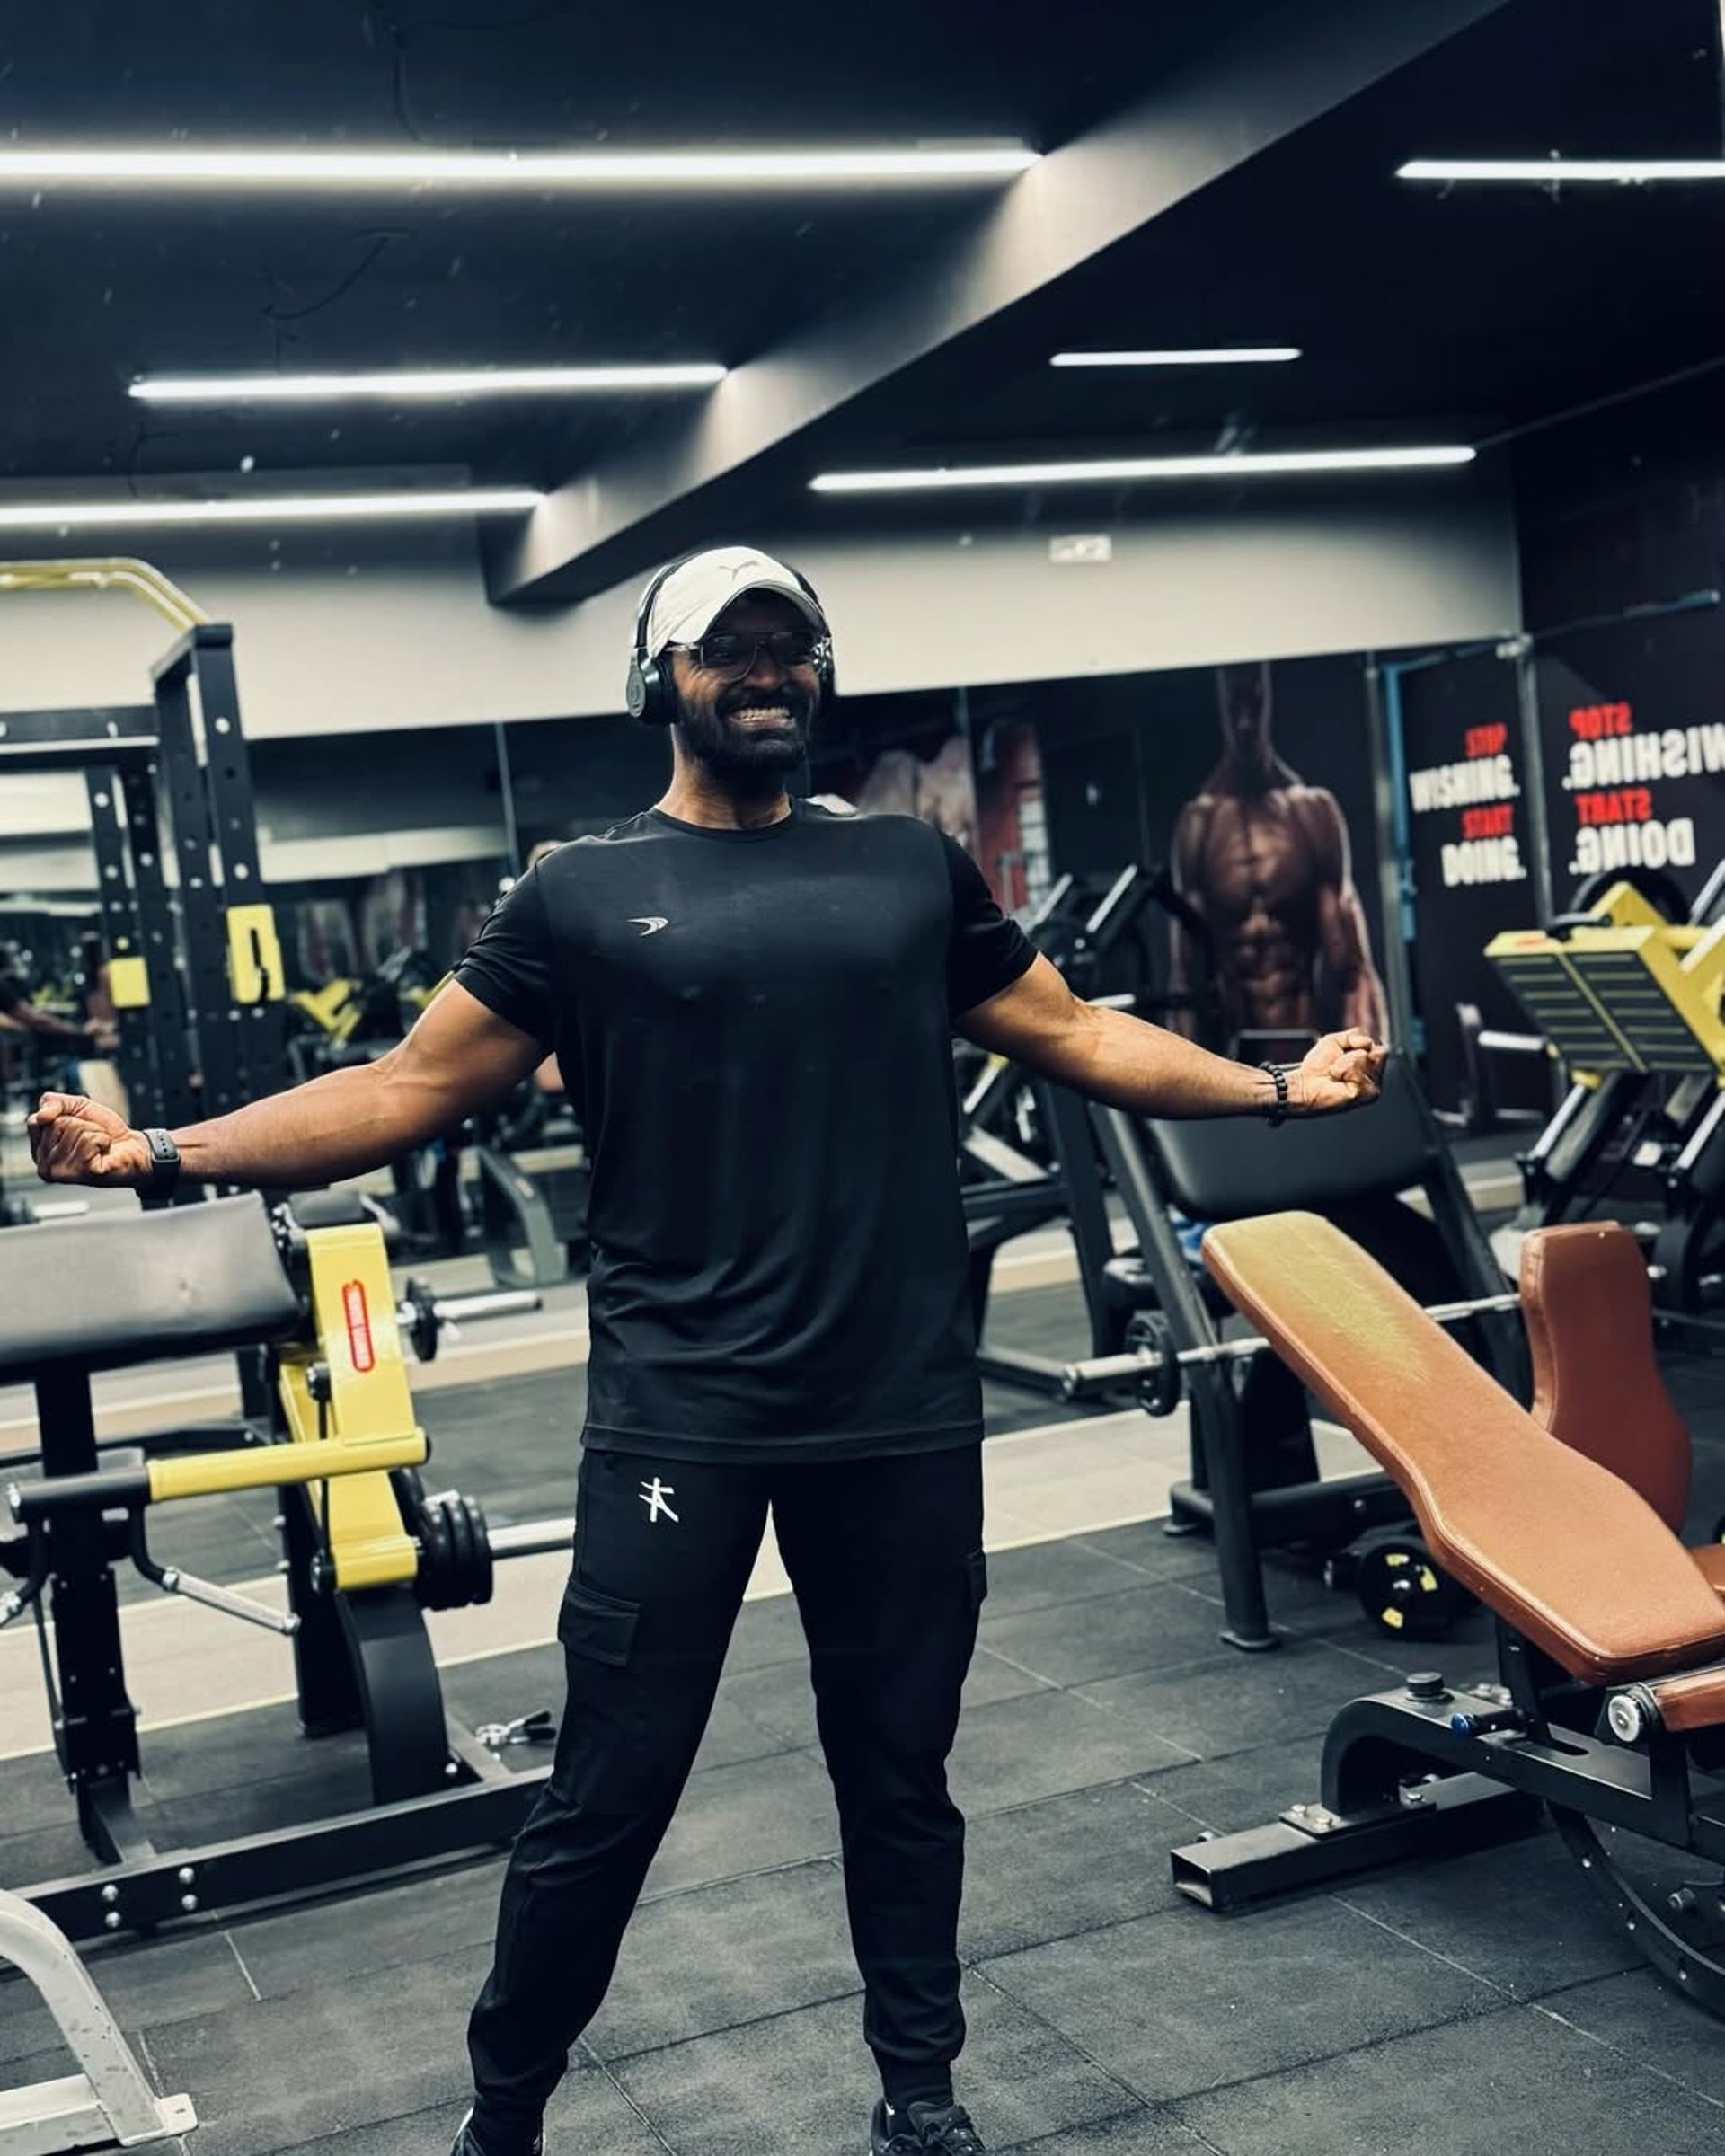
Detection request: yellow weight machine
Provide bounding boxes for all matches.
[1487,877,1725,1307]
[1,1193,539,1941]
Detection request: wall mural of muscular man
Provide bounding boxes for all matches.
[1169,660,1388,1051]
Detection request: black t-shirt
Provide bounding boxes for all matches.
[0,976,21,1016]
[456,801,1035,1462]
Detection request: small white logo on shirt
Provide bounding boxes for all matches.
[640,1477,680,1524]
[629,915,669,936]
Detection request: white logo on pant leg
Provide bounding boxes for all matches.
[639,1477,679,1524]
[629,916,669,936]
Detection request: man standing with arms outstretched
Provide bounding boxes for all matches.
[32,546,1384,2156]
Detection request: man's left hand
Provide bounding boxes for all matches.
[1291,1029,1386,1115]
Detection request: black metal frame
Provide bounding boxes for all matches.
[965,1077,1138,1397]
[1171,1623,1725,2015]
[0,625,282,1132]
[1088,1058,1524,1649]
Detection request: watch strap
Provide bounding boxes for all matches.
[141,1127,181,1199]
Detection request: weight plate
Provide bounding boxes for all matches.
[402,1277,440,1363]
[464,1495,494,1607]
[416,1494,455,1610]
[389,1465,427,1537]
[1353,1530,1468,1640]
[1125,1311,1182,1418]
[442,1492,478,1612]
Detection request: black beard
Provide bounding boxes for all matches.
[676,688,813,784]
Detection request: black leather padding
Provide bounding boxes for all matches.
[1146,1056,1434,1224]
[0,1194,301,1378]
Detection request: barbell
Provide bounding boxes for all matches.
[1060,1289,1527,1416]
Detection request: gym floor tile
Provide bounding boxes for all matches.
[978,1898,1499,2102]
[978,1535,1185,1617]
[959,1779,1199,1958]
[979,1584,1234,1689]
[990,2111,1208,2156]
[152,1754,377,1854]
[609,1978,1134,2156]
[222,1860,508,1999]
[263,2072,667,2156]
[134,1704,370,1807]
[947,1689,1193,1816]
[718,1639,1048,1755]
[1537,1969,1725,2107]
[438,1644,564,1736]
[720,1592,815,1674]
[1143,1733,1341,1836]
[0,1929,252,2066]
[1172,1998,1725,2156]
[1059,1521,1218,1586]
[1075,1637,1406,1760]
[0,1747,97,1840]
[641,1749,839,1896]
[0,1816,119,1893]
[1334,1830,1640,2001]
[585,1859,856,2061]
[692,1680,807,1770]
[140,1950,491,2156]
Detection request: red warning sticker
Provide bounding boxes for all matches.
[342,1280,375,1372]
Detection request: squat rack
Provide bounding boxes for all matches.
[0,558,285,1132]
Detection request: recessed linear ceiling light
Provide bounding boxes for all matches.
[0,146,1038,190]
[0,489,542,529]
[1400,158,1725,183]
[131,365,727,404]
[809,446,1476,493]
[1050,347,1302,367]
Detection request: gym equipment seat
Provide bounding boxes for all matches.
[1172,1209,1725,2013]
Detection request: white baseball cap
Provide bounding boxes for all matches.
[641,545,828,659]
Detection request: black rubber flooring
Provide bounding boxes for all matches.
[8,1315,1725,2151]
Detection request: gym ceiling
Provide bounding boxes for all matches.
[4,0,1722,602]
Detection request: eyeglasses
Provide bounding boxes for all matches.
[670,629,827,679]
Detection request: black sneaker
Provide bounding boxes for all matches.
[869,2099,986,2154]
[449,2110,544,2156]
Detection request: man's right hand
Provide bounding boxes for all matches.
[29,1092,153,1187]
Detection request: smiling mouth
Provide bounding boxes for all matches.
[726,704,798,728]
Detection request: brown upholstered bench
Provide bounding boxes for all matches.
[1172,1208,1725,2018]
[1202,1209,1725,1704]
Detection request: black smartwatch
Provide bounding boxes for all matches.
[141,1127,181,1200]
[1259,1063,1292,1127]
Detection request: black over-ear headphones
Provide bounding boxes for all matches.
[625,551,835,728]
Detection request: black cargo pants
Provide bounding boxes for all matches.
[467,1442,986,2134]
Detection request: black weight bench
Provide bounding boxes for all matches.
[1088,1055,1525,1648]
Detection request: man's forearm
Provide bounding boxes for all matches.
[20,1004,89,1043]
[1063,1003,1278,1118]
[171,1059,447,1187]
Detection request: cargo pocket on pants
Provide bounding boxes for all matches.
[553,1580,649,1808]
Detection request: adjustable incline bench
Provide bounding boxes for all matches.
[1172,1208,1725,2013]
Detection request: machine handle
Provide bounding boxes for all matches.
[10,1432,429,1522]
[431,1288,542,1326]
[148,1564,300,1636]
